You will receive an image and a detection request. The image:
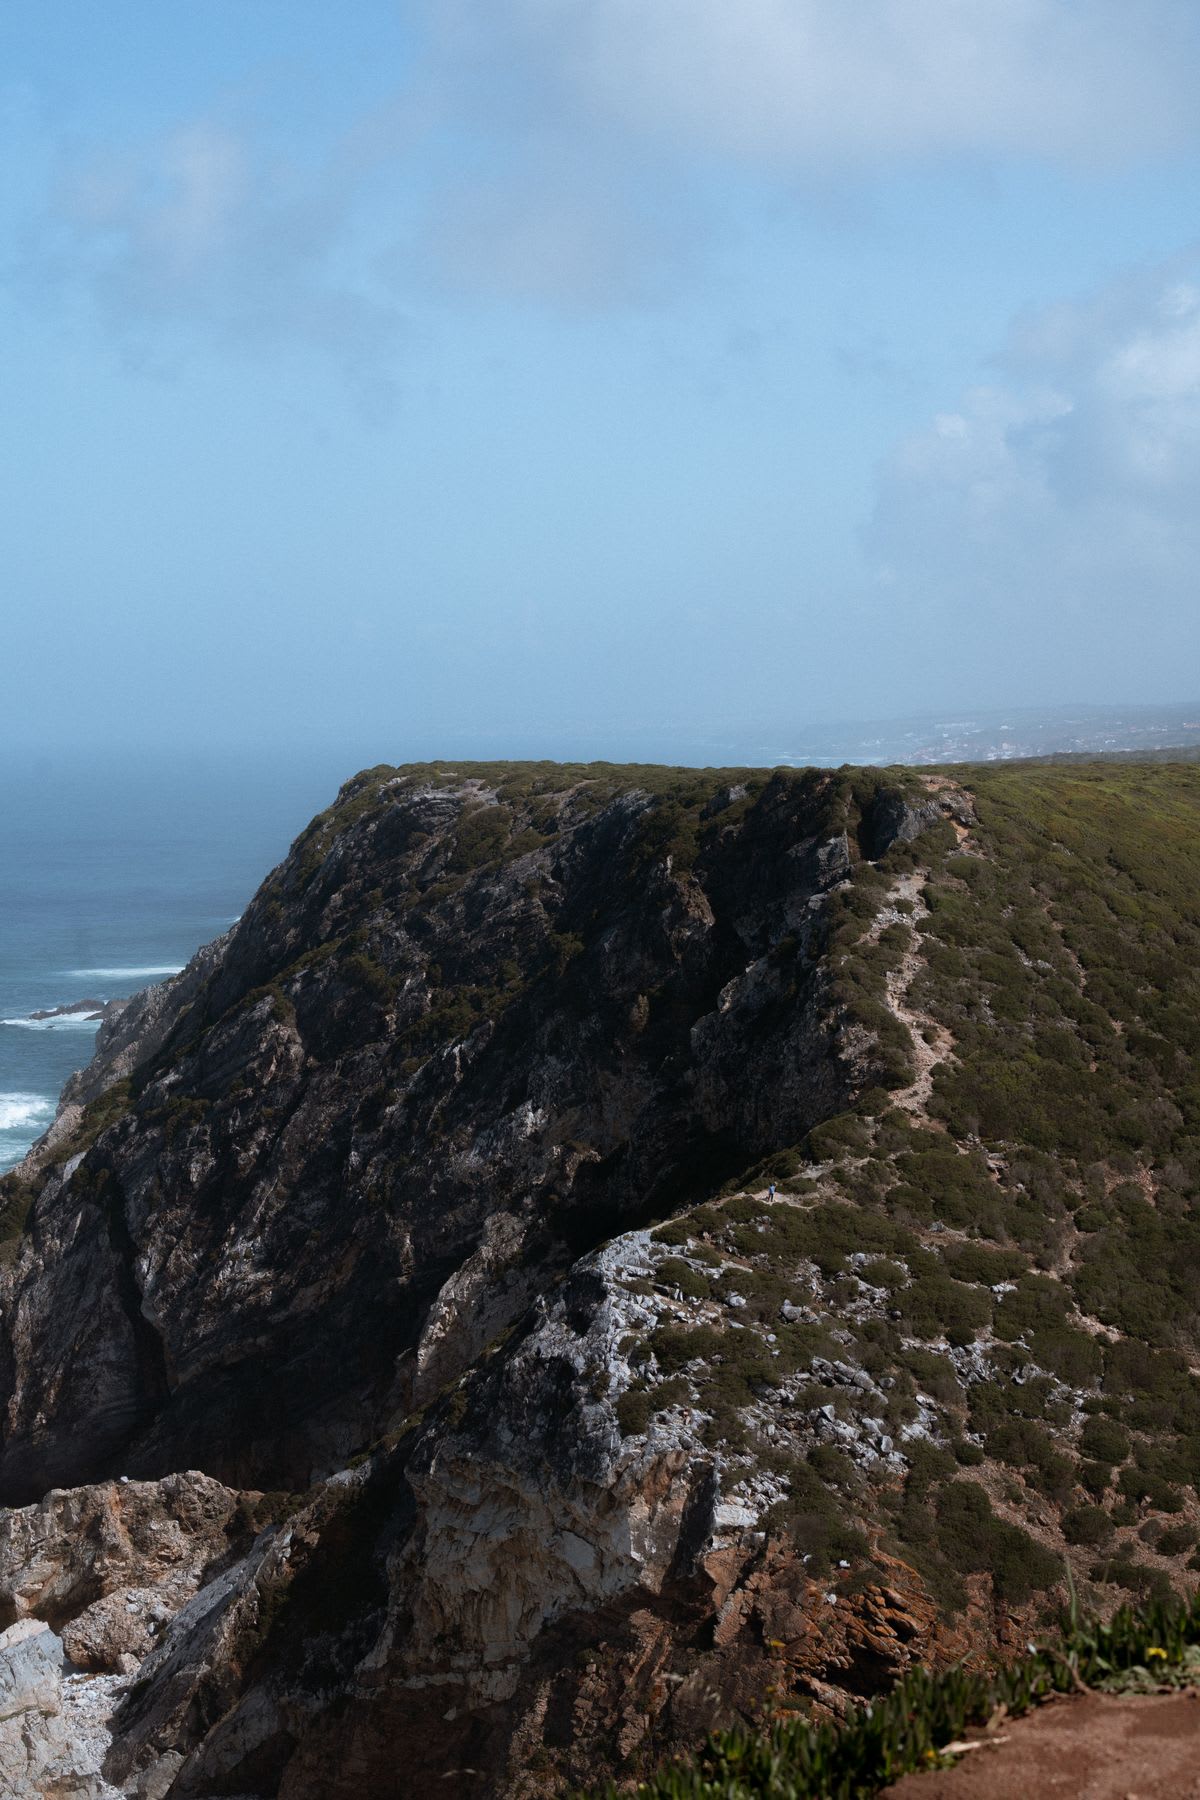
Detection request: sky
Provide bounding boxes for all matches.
[3,1,1200,760]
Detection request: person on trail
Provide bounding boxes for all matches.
[767,1182,776,1201]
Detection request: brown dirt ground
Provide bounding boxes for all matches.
[880,1691,1200,1800]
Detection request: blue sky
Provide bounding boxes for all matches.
[3,1,1200,758]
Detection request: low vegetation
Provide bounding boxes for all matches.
[585,1588,1200,1798]
[9,752,1200,1796]
[599,756,1200,1762]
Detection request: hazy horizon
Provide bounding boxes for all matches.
[6,696,1200,779]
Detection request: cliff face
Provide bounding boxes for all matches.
[0,760,941,1794]
[3,756,1199,1798]
[0,765,901,1504]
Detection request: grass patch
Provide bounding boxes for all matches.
[581,1589,1200,1798]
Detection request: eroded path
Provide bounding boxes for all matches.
[866,868,955,1122]
[882,1691,1200,1800]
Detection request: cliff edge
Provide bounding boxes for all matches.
[0,757,1198,1797]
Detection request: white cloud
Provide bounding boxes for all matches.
[401,0,1200,312]
[867,256,1200,695]
[411,139,698,308]
[16,3,1200,366]
[432,0,1200,171]
[34,114,403,412]
[58,122,250,287]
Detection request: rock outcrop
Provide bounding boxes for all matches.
[0,766,917,1504]
[0,1473,252,1796]
[93,1216,976,1797]
[0,1473,246,1673]
[8,757,1142,1796]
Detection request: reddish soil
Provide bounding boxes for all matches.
[881,1692,1200,1799]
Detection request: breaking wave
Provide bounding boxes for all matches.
[1,1013,103,1032]
[62,966,182,981]
[0,1093,55,1133]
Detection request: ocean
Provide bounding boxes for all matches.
[5,704,1196,1173]
[0,749,352,1173]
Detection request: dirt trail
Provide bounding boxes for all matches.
[869,869,955,1122]
[881,1691,1200,1799]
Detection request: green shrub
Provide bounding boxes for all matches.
[615,1377,690,1437]
[941,1242,1026,1287]
[1080,1416,1130,1464]
[448,803,514,872]
[0,1174,38,1247]
[651,1217,696,1247]
[649,1325,725,1374]
[902,1348,964,1407]
[1079,1460,1113,1498]
[767,1460,867,1575]
[615,1388,653,1436]
[583,1586,1200,1798]
[653,1258,712,1300]
[808,1114,872,1160]
[341,951,394,1002]
[1117,1466,1183,1512]
[1062,1505,1113,1547]
[1090,1557,1172,1602]
[861,1256,907,1289]
[936,1481,1060,1604]
[892,1253,991,1343]
[1028,1321,1102,1387]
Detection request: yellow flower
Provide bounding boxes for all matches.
[1146,1646,1168,1659]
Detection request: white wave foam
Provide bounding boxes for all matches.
[1,1014,103,1032]
[0,1094,54,1133]
[62,966,182,980]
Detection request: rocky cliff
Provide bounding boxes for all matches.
[0,764,904,1504]
[1,757,1199,1797]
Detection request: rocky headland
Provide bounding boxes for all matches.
[0,757,1198,1796]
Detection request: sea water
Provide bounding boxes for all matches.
[6,705,1195,1175]
[0,748,352,1173]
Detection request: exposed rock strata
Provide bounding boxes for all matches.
[0,1473,246,1673]
[0,768,925,1502]
[0,1618,124,1799]
[0,764,997,1795]
[94,1220,975,1796]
